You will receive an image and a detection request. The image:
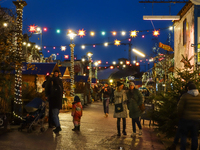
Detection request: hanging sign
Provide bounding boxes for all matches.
[159,42,173,52]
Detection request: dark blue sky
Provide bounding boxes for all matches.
[1,0,186,70]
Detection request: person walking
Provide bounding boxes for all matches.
[43,75,54,128]
[45,70,63,133]
[71,96,83,131]
[127,82,143,137]
[113,81,128,136]
[177,82,200,150]
[100,82,111,117]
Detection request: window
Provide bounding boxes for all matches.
[183,19,187,45]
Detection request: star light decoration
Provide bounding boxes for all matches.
[78,29,86,38]
[28,24,37,33]
[130,30,139,38]
[153,30,160,37]
[61,46,66,51]
[114,39,121,46]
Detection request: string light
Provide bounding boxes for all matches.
[78,29,86,38]
[104,42,108,47]
[90,31,95,36]
[114,39,121,46]
[81,45,85,49]
[121,31,126,36]
[101,31,106,35]
[130,30,138,38]
[153,30,160,37]
[112,31,117,36]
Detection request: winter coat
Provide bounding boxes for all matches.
[100,86,111,98]
[126,88,143,119]
[113,90,128,118]
[71,102,83,120]
[45,77,63,109]
[178,89,200,121]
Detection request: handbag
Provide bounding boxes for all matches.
[139,103,145,113]
[115,95,123,113]
[115,103,123,113]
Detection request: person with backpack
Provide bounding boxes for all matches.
[71,96,83,131]
[45,70,63,133]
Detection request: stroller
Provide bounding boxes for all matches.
[18,98,46,133]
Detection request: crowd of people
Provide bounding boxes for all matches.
[42,71,200,149]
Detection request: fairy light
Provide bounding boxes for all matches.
[112,31,117,36]
[81,45,85,49]
[114,39,121,46]
[121,31,126,36]
[101,31,106,35]
[153,30,160,37]
[90,31,95,36]
[78,28,86,38]
[61,46,66,51]
[104,42,108,47]
[130,30,138,38]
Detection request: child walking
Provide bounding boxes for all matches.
[71,96,83,131]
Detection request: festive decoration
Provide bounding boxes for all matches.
[64,55,69,59]
[112,31,117,36]
[29,24,37,33]
[114,39,121,46]
[61,46,66,51]
[159,42,173,51]
[130,30,139,38]
[78,28,86,38]
[153,30,160,37]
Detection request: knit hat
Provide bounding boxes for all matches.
[117,81,123,87]
[129,82,135,86]
[74,96,81,102]
[188,83,197,90]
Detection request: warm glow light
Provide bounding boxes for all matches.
[114,39,121,46]
[23,42,26,45]
[82,58,85,62]
[78,29,86,38]
[113,61,116,65]
[57,53,59,55]
[27,43,31,47]
[126,61,130,65]
[132,49,145,57]
[97,60,101,64]
[123,65,126,68]
[36,27,41,33]
[133,60,136,64]
[104,42,108,47]
[136,62,140,66]
[87,52,93,58]
[112,31,117,36]
[81,45,85,49]
[47,50,50,53]
[67,30,77,40]
[121,31,126,36]
[94,62,98,66]
[142,35,145,38]
[93,45,95,48]
[44,46,46,49]
[38,46,41,50]
[149,58,154,62]
[64,55,69,59]
[53,47,56,49]
[90,31,95,36]
[153,30,160,37]
[110,66,114,69]
[109,79,113,83]
[35,45,38,48]
[120,61,123,64]
[130,30,138,38]
[143,15,180,20]
[128,38,131,42]
[61,46,66,51]
[169,26,173,31]
[3,23,8,27]
[29,24,37,33]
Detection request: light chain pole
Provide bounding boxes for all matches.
[89,58,92,89]
[13,0,27,119]
[70,42,75,97]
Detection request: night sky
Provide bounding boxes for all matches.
[1,0,186,71]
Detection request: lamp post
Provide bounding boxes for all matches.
[87,52,93,103]
[94,61,98,80]
[67,30,77,97]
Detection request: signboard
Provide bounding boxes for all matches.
[159,42,173,52]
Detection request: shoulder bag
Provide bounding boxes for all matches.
[115,95,123,113]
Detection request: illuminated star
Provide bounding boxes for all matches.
[78,29,86,38]
[114,39,121,46]
[153,30,160,37]
[130,30,138,38]
[28,24,37,33]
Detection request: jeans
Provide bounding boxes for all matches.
[132,117,142,133]
[117,118,126,132]
[103,98,109,114]
[179,118,199,150]
[52,108,60,127]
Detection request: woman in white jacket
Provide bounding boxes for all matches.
[113,81,128,136]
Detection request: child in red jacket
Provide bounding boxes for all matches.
[71,96,83,131]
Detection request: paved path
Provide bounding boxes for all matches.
[0,101,165,150]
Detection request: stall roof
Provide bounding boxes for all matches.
[97,68,119,80]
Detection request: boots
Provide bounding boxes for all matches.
[53,126,61,133]
[117,125,121,136]
[72,126,78,131]
[122,118,127,135]
[77,125,80,131]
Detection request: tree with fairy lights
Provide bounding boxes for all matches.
[150,54,200,138]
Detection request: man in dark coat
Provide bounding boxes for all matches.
[177,82,200,150]
[45,70,63,133]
